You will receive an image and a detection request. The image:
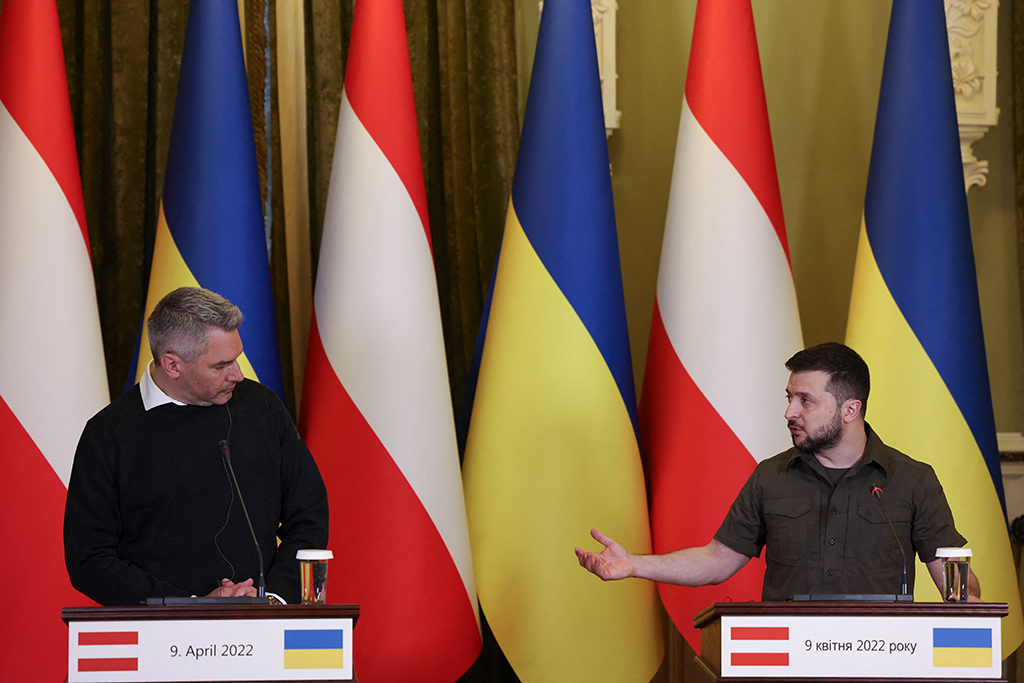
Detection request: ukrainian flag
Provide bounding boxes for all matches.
[933,628,993,668]
[460,0,663,680]
[130,0,283,398]
[845,0,1022,657]
[283,629,344,669]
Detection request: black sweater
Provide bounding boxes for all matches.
[64,379,328,605]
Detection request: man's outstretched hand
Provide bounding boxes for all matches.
[575,528,635,581]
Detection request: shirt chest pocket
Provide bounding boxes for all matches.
[764,498,815,565]
[853,502,911,572]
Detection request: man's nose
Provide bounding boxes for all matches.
[227,362,244,382]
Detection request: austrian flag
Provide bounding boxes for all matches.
[730,626,789,666]
[75,631,139,672]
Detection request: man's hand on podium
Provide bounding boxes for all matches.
[206,578,258,598]
[575,528,635,581]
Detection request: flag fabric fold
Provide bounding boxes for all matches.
[0,0,109,679]
[641,0,802,650]
[845,0,1022,657]
[461,0,663,679]
[298,0,481,680]
[130,0,282,396]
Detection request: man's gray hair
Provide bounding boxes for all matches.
[147,287,243,363]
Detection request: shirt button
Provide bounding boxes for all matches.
[831,508,837,515]
[827,570,834,576]
[829,539,836,545]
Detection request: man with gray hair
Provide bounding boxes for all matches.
[65,287,328,605]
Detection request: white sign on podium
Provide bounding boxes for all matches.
[68,616,353,682]
[721,613,1001,679]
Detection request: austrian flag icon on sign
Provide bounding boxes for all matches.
[729,626,790,666]
[76,631,139,672]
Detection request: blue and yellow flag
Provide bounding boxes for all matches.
[129,0,282,397]
[845,0,1022,656]
[283,629,344,669]
[933,628,994,668]
[460,0,663,680]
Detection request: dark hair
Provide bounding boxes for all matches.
[785,342,870,415]
[147,287,243,362]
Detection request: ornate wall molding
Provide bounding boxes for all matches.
[538,1,620,136]
[946,0,1000,192]
[592,0,620,136]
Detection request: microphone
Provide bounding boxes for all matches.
[871,485,908,598]
[219,440,266,598]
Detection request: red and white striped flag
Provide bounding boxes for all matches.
[298,0,481,680]
[75,631,140,673]
[639,0,802,650]
[729,626,790,667]
[0,0,109,680]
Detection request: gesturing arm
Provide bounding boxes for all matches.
[575,528,750,586]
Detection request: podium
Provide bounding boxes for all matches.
[63,604,359,683]
[693,601,1008,682]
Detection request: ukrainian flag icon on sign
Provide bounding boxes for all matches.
[284,629,344,669]
[933,628,992,668]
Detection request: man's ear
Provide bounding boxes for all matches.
[159,353,184,380]
[841,398,863,423]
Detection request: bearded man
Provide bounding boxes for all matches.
[576,342,979,601]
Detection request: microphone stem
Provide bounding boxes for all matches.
[872,487,908,597]
[219,440,266,598]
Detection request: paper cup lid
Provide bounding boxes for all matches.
[296,549,333,560]
[935,547,971,558]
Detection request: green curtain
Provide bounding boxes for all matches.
[1016,0,1024,358]
[54,0,517,421]
[57,0,185,399]
[1013,2,1024,682]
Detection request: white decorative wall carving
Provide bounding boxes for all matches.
[592,0,620,136]
[946,0,1000,192]
[999,433,1024,523]
[538,1,620,136]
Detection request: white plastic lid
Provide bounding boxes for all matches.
[935,547,972,558]
[296,549,334,560]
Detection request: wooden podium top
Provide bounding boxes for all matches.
[63,603,360,624]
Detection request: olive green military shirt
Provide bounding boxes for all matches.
[714,425,966,600]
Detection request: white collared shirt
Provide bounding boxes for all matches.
[140,361,185,411]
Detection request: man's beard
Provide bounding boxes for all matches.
[792,410,843,454]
